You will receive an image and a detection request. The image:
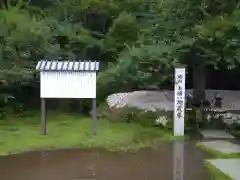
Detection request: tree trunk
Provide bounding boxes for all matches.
[193,63,206,125]
[193,64,206,104]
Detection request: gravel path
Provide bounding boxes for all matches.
[107,90,240,111]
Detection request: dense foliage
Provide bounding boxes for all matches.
[0,0,240,113]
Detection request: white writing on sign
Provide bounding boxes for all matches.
[174,68,186,136]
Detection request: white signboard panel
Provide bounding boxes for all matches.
[174,68,186,136]
[40,71,96,98]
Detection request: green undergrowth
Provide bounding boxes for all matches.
[230,130,240,134]
[0,111,176,156]
[204,161,233,180]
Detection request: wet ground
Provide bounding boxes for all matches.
[0,141,212,180]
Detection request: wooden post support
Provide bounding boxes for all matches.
[41,98,46,135]
[92,98,97,135]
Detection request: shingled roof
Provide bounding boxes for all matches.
[36,60,100,72]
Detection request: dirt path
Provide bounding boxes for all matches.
[0,142,212,180]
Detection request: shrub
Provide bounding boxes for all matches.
[98,105,213,132]
[98,104,173,128]
[0,93,26,118]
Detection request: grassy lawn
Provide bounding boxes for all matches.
[0,111,174,156]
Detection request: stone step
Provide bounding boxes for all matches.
[201,130,234,139]
[199,140,240,154]
[207,159,240,180]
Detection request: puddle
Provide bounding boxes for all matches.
[0,141,212,180]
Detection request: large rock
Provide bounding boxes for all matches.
[107,90,240,111]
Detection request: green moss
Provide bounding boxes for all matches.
[230,130,240,134]
[197,143,240,158]
[204,161,233,180]
[0,111,175,156]
[230,130,240,136]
